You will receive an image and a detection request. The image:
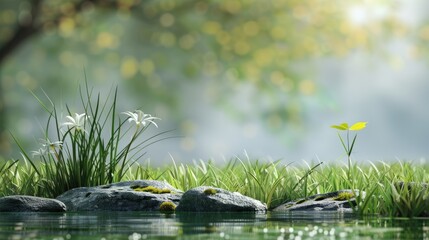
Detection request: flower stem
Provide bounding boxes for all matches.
[347,130,352,185]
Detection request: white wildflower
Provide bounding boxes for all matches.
[62,113,89,132]
[31,139,63,157]
[122,110,160,128]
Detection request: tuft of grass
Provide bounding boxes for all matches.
[387,181,429,217]
[12,82,167,198]
[0,158,41,197]
[0,159,18,175]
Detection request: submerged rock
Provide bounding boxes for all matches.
[176,186,267,212]
[0,195,66,212]
[273,190,365,212]
[56,180,182,211]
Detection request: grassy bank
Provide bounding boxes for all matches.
[2,84,428,217]
[1,157,429,217]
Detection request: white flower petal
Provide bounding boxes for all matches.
[65,116,76,123]
[62,113,88,133]
[123,110,160,128]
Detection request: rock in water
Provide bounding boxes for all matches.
[272,190,365,212]
[0,195,67,212]
[176,186,267,212]
[56,180,182,211]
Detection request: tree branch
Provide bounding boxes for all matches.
[0,0,43,66]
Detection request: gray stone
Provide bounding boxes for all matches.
[272,190,365,212]
[56,180,182,211]
[0,195,66,212]
[176,186,267,212]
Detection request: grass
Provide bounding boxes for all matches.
[2,156,429,217]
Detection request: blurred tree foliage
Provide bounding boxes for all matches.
[0,0,412,155]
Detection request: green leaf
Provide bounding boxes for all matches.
[338,133,348,154]
[331,123,349,131]
[349,122,367,131]
[348,134,358,156]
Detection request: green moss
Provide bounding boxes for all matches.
[133,185,171,194]
[159,201,176,213]
[333,192,355,201]
[204,188,217,195]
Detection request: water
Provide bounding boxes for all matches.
[0,211,427,239]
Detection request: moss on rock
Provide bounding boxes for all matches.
[203,188,217,195]
[159,201,176,213]
[132,186,171,194]
[333,192,354,201]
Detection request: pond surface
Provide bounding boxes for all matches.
[0,211,427,239]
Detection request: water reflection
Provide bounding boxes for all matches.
[0,211,428,239]
[177,212,266,236]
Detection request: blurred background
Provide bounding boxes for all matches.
[0,0,428,165]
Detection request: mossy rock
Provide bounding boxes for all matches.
[57,180,183,211]
[0,195,67,212]
[272,189,364,212]
[176,186,267,212]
